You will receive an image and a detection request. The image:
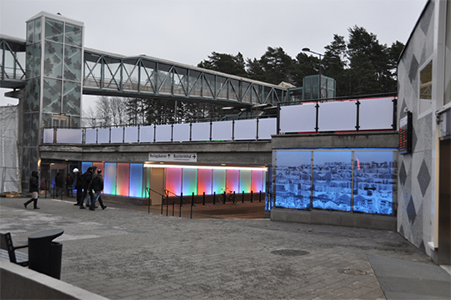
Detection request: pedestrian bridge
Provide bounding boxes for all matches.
[0,35,288,106]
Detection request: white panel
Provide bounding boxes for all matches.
[359,97,394,130]
[234,119,257,140]
[280,103,317,133]
[139,125,154,143]
[98,128,110,144]
[124,126,139,143]
[155,124,172,142]
[212,121,233,140]
[43,129,54,143]
[173,123,191,142]
[56,129,82,144]
[111,127,124,143]
[85,129,97,144]
[258,118,277,139]
[318,101,356,131]
[192,122,210,141]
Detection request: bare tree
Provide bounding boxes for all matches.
[94,96,128,126]
[82,106,98,127]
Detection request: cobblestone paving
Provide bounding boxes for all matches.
[0,197,433,300]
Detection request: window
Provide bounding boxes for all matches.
[419,60,433,115]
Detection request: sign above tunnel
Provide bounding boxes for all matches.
[148,153,197,162]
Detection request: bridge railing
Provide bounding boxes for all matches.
[278,95,397,134]
[42,117,277,144]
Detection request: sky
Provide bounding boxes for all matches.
[0,0,427,110]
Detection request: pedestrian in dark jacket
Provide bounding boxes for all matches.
[80,167,93,209]
[55,172,63,197]
[73,168,83,206]
[89,169,106,211]
[24,171,40,209]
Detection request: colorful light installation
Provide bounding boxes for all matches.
[81,162,267,199]
[104,163,117,195]
[252,170,264,193]
[182,168,197,196]
[239,170,252,193]
[166,168,182,195]
[212,169,226,194]
[129,163,143,198]
[197,169,212,195]
[81,162,92,173]
[226,169,239,193]
[117,163,130,197]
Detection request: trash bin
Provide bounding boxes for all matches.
[28,229,64,279]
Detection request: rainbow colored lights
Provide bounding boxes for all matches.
[79,162,266,198]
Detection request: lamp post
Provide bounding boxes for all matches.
[302,48,323,99]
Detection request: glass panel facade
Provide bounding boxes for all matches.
[275,150,312,209]
[63,80,81,115]
[65,23,83,47]
[312,151,352,211]
[44,41,63,78]
[212,169,226,194]
[274,149,395,215]
[104,163,117,195]
[45,19,64,42]
[226,169,239,193]
[198,169,212,195]
[182,169,197,196]
[129,163,143,198]
[240,170,252,193]
[43,78,62,113]
[117,163,130,196]
[353,151,394,214]
[166,168,182,195]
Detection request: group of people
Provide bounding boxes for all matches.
[24,166,107,211]
[73,166,107,211]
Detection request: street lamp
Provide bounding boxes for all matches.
[302,48,323,99]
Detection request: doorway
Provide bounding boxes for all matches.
[438,138,451,265]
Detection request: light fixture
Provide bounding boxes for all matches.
[144,163,267,171]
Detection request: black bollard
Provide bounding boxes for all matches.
[242,191,245,203]
[251,190,253,203]
[190,192,195,219]
[203,192,205,205]
[259,190,262,202]
[213,192,216,205]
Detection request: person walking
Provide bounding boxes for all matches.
[80,167,93,209]
[89,169,106,211]
[73,168,83,206]
[85,166,97,208]
[24,171,40,209]
[55,171,63,197]
[66,173,74,197]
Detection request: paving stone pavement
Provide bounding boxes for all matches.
[0,197,436,300]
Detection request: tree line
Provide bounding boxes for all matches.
[84,25,404,127]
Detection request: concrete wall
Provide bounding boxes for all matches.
[39,141,272,166]
[271,208,396,231]
[0,260,108,300]
[271,132,399,149]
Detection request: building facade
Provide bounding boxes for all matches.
[397,0,451,265]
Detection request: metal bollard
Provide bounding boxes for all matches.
[242,191,245,203]
[213,192,216,205]
[203,192,205,205]
[251,191,253,203]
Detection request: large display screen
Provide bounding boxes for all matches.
[274,149,395,215]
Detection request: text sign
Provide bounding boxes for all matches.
[149,153,197,162]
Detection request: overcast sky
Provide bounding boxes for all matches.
[0,0,427,109]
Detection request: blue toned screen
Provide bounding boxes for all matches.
[274,149,394,215]
[275,150,312,209]
[312,151,352,212]
[353,151,394,214]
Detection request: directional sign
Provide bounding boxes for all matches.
[148,153,197,162]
